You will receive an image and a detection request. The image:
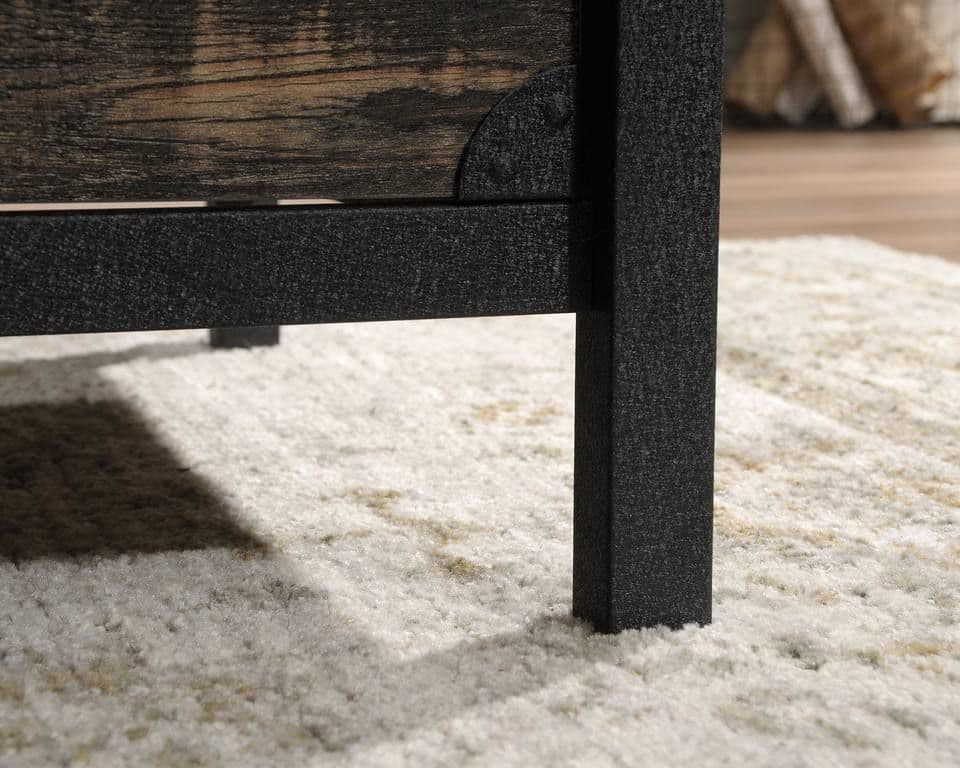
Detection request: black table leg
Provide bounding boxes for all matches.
[207,197,281,350]
[209,326,281,349]
[572,0,723,632]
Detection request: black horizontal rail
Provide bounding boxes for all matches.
[0,202,593,337]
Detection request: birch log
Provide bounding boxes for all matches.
[775,62,825,124]
[832,0,953,124]
[925,0,960,122]
[779,0,876,127]
[725,4,801,116]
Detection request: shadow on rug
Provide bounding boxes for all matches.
[0,237,958,766]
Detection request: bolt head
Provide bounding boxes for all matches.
[489,154,516,184]
[544,93,572,128]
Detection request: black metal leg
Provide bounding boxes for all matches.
[207,197,281,350]
[572,0,724,632]
[209,326,281,349]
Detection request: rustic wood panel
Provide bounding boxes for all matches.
[0,1,577,203]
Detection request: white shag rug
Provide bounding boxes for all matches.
[1,236,958,767]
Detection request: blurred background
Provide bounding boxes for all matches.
[721,0,960,261]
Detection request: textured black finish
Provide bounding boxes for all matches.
[206,198,282,351]
[209,326,281,349]
[572,1,723,632]
[458,66,577,201]
[0,203,592,337]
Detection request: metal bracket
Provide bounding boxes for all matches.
[457,65,577,201]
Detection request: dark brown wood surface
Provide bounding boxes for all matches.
[0,1,577,203]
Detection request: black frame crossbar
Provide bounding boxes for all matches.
[0,202,593,337]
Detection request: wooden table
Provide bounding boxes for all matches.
[0,1,724,633]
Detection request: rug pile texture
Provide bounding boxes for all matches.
[1,237,958,766]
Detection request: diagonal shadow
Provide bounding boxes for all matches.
[0,335,630,761]
[0,398,267,561]
[266,613,624,754]
[0,340,207,374]
[0,340,207,406]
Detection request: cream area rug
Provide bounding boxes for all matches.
[1,236,958,767]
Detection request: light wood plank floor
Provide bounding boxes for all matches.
[721,128,960,262]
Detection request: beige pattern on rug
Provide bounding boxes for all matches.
[1,236,958,767]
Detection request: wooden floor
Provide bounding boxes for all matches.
[721,128,960,262]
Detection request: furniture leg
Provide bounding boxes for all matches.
[208,198,281,350]
[209,325,281,349]
[572,0,724,632]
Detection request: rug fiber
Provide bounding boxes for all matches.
[1,236,958,766]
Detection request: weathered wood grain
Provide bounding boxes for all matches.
[0,1,577,203]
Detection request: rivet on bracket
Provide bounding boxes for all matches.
[457,65,577,201]
[489,154,517,184]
